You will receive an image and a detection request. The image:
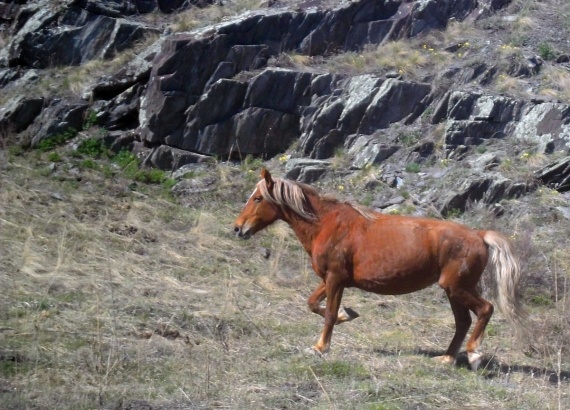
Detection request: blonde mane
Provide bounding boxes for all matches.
[258,178,317,220]
[258,178,377,221]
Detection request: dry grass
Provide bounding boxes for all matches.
[0,32,160,104]
[1,149,569,409]
[538,67,570,103]
[324,39,451,78]
[169,0,263,33]
[494,73,525,96]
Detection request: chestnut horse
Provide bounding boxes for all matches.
[234,169,525,370]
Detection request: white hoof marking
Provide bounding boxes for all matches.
[468,352,483,371]
[432,355,455,365]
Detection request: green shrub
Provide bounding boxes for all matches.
[37,128,77,152]
[161,177,177,190]
[112,150,140,179]
[530,294,552,307]
[113,150,139,168]
[77,138,106,158]
[8,145,24,157]
[80,159,98,170]
[538,42,556,60]
[398,131,421,147]
[110,150,175,187]
[134,168,168,184]
[405,162,421,173]
[241,154,265,171]
[83,110,98,130]
[47,152,62,162]
[445,208,462,219]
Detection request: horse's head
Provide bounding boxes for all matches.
[234,168,282,239]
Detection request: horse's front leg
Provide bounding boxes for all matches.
[313,275,345,355]
[307,281,359,324]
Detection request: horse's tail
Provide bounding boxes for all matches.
[482,231,527,333]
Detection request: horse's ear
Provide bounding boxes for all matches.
[261,168,274,190]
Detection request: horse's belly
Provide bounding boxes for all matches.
[352,266,439,295]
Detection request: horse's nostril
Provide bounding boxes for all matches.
[234,226,240,233]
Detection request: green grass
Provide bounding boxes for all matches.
[37,128,78,151]
[538,41,557,61]
[405,162,421,173]
[77,138,107,158]
[1,150,569,409]
[2,0,570,405]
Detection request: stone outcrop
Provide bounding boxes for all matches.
[1,0,567,219]
[536,157,570,192]
[433,92,570,153]
[0,96,45,133]
[0,2,159,68]
[138,0,493,157]
[24,100,89,147]
[438,175,534,215]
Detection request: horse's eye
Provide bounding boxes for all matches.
[253,196,262,203]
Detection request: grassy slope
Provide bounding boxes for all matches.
[1,0,570,408]
[0,146,569,409]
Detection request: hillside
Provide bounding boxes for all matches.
[1,0,570,408]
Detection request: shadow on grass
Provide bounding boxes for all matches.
[372,347,570,384]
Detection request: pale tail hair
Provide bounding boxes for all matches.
[483,231,527,333]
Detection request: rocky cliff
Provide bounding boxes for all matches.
[1,0,570,214]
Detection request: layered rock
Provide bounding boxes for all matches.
[0,2,159,68]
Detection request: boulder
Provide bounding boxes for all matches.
[347,134,400,169]
[144,145,215,170]
[440,92,525,147]
[299,74,383,157]
[1,4,159,68]
[24,100,89,148]
[513,103,570,153]
[0,96,45,133]
[92,40,160,100]
[0,5,58,67]
[284,158,331,181]
[139,34,233,145]
[536,156,570,192]
[357,79,432,134]
[96,84,145,130]
[139,0,506,158]
[71,0,157,17]
[439,174,533,215]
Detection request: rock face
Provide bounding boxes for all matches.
[434,92,570,153]
[1,0,570,213]
[0,2,159,68]
[536,157,570,192]
[138,0,492,157]
[24,100,89,147]
[438,175,534,216]
[0,96,45,133]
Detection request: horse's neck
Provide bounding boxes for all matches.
[282,194,330,256]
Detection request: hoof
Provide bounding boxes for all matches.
[432,355,455,365]
[468,352,482,371]
[305,346,325,357]
[336,307,359,324]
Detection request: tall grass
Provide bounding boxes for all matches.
[1,151,569,409]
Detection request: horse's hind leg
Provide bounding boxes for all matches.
[441,287,493,370]
[434,293,472,365]
[463,291,494,370]
[307,281,359,324]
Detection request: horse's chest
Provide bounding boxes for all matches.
[311,244,352,279]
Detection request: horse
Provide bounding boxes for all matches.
[234,168,526,370]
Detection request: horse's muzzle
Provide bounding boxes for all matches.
[234,226,251,240]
